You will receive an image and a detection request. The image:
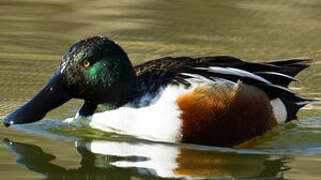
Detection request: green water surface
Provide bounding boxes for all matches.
[1,0,321,179]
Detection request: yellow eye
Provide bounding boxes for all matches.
[83,60,90,68]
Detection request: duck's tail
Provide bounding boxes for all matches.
[280,95,316,122]
[266,59,317,122]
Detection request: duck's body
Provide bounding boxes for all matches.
[81,80,274,147]
[4,36,314,147]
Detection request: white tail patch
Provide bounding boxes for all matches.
[270,98,287,124]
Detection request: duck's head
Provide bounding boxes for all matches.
[3,36,136,127]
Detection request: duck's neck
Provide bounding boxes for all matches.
[78,101,121,117]
[79,76,138,117]
[79,101,98,117]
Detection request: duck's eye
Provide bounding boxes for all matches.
[83,60,90,68]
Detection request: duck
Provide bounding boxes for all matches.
[3,36,315,147]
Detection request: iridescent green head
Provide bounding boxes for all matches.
[60,36,136,104]
[4,36,137,126]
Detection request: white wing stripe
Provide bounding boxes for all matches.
[226,67,271,84]
[268,84,295,94]
[195,66,271,84]
[255,71,298,81]
[180,73,213,82]
[192,66,295,94]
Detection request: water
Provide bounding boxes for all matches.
[1,0,321,179]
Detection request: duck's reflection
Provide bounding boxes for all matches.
[3,138,154,179]
[3,138,288,179]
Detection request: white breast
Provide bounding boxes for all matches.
[68,83,197,143]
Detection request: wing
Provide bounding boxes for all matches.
[134,56,309,94]
[134,56,314,121]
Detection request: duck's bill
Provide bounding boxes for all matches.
[3,73,71,127]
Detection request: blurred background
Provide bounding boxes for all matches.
[1,0,321,179]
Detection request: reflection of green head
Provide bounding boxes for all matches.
[59,36,136,106]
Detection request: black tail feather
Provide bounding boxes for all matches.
[280,96,317,122]
[268,59,311,77]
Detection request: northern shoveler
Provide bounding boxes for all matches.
[3,36,315,147]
